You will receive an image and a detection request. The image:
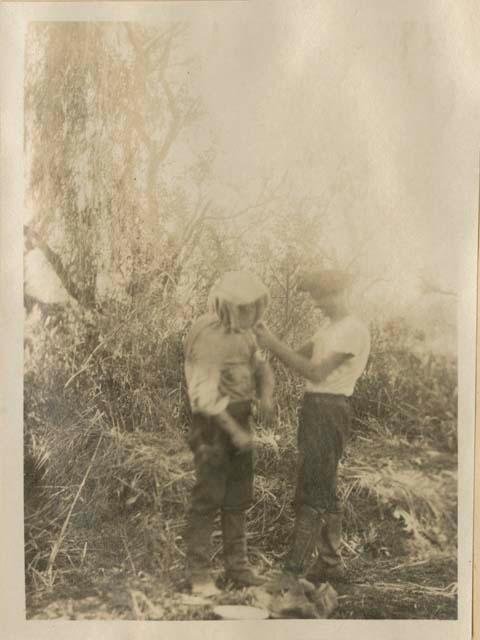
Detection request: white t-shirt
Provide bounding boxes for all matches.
[305,315,370,397]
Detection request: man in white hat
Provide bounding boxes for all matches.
[183,271,274,595]
[254,269,370,583]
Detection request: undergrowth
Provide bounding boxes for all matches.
[24,301,457,617]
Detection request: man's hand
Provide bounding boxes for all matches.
[215,410,253,452]
[253,322,276,349]
[230,429,253,451]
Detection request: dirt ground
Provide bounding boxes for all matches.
[26,553,457,620]
[25,429,458,621]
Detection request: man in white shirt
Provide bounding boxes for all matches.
[254,269,370,583]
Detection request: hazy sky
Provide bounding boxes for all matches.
[23,1,479,306]
[182,0,478,294]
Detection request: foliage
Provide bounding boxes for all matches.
[353,318,457,450]
[25,23,212,309]
[23,22,457,619]
[24,302,457,599]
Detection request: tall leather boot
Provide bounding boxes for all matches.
[185,510,221,596]
[283,505,319,576]
[222,510,265,587]
[306,511,345,584]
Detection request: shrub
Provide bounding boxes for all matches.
[24,304,457,591]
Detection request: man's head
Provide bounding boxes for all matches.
[209,271,269,332]
[235,303,260,331]
[296,269,353,317]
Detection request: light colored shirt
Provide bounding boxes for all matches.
[184,314,264,416]
[305,315,370,396]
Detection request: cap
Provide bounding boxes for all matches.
[213,271,269,306]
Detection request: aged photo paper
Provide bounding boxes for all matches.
[475,251,480,640]
[1,1,478,639]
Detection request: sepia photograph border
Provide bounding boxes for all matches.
[1,2,478,639]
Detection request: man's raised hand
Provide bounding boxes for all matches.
[253,322,274,349]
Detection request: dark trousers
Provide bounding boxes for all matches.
[185,402,253,572]
[296,393,352,513]
[187,401,253,516]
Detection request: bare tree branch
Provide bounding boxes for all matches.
[124,23,142,54]
[206,172,287,222]
[24,225,96,309]
[419,277,457,297]
[206,197,277,223]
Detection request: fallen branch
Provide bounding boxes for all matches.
[372,581,457,599]
[389,555,450,572]
[121,531,137,575]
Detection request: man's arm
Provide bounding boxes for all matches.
[254,359,275,425]
[254,325,352,384]
[296,341,314,359]
[185,361,252,449]
[214,411,253,450]
[255,360,275,402]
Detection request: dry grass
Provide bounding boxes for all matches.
[24,309,457,619]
